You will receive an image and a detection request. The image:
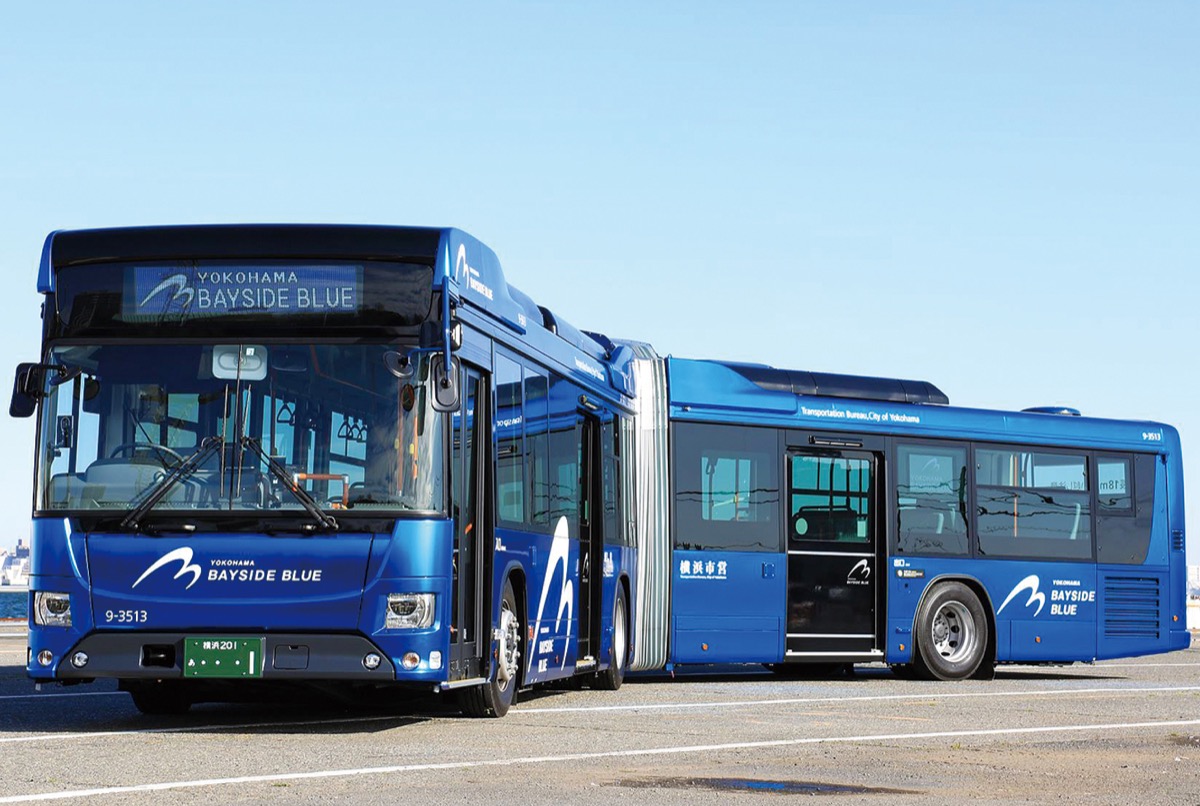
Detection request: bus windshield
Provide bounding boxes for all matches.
[36,342,445,518]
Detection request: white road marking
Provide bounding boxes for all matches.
[1,717,1199,803]
[513,684,1200,714]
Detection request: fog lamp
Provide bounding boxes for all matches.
[401,652,420,670]
[363,653,382,671]
[71,652,89,669]
[37,650,54,667]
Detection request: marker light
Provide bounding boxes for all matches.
[429,651,443,671]
[385,593,436,629]
[34,592,72,628]
[401,652,421,670]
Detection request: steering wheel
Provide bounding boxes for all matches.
[108,442,185,466]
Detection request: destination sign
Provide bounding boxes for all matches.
[125,264,361,320]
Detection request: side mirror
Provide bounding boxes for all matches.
[431,356,461,412]
[10,362,43,418]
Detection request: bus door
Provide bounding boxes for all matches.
[784,436,884,659]
[576,412,603,665]
[449,368,486,679]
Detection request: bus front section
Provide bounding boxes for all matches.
[15,227,465,713]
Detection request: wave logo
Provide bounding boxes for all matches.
[847,558,872,585]
[454,243,493,301]
[132,547,203,590]
[995,574,1046,617]
[532,516,574,671]
[138,272,196,314]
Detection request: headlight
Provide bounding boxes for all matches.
[385,593,435,629]
[34,592,72,628]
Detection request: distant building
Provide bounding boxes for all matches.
[0,539,30,587]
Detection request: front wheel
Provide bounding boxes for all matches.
[459,579,521,718]
[912,581,990,681]
[594,587,628,691]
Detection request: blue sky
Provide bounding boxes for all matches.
[0,2,1196,557]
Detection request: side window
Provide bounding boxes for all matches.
[1097,455,1132,511]
[789,453,872,544]
[495,355,525,524]
[525,368,550,527]
[602,418,622,545]
[547,373,579,530]
[976,447,1091,560]
[672,423,779,552]
[895,442,968,556]
[1096,453,1154,564]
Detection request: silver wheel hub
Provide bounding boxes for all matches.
[496,600,521,690]
[930,601,977,663]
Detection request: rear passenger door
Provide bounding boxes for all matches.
[784,434,885,660]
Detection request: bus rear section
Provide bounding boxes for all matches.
[624,350,1188,679]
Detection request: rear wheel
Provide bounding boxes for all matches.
[912,582,989,681]
[595,587,628,691]
[127,681,191,715]
[459,579,521,718]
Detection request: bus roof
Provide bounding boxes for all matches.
[37,224,634,398]
[667,356,1178,453]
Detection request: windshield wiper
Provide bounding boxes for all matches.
[121,437,224,532]
[240,437,338,532]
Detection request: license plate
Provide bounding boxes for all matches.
[183,637,264,678]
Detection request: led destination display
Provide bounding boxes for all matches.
[126,264,361,320]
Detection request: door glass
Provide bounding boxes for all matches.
[789,454,872,543]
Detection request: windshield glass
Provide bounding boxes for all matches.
[36,343,445,517]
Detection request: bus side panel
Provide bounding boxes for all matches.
[505,522,577,686]
[595,542,632,675]
[887,559,1100,664]
[991,562,1098,663]
[670,549,784,664]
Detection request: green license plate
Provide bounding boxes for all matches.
[183,637,264,678]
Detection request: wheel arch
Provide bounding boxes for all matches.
[911,573,997,671]
[493,560,527,685]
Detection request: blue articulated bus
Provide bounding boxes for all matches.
[11,225,638,716]
[624,351,1188,679]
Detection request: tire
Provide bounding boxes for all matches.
[594,587,628,691]
[127,681,191,715]
[459,579,521,718]
[912,581,990,681]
